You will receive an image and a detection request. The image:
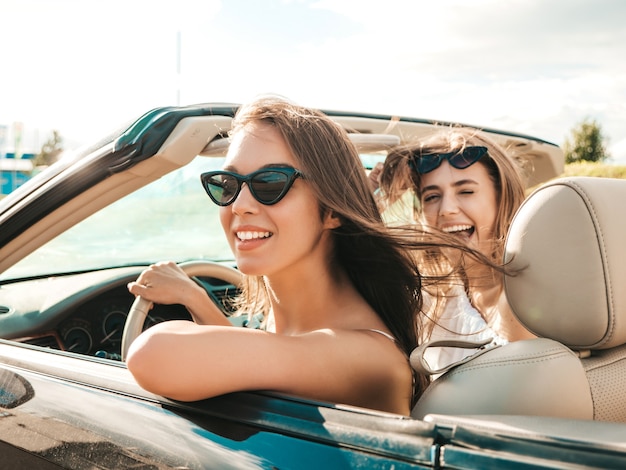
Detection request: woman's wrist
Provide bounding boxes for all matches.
[186,283,231,326]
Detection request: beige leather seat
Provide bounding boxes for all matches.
[412,176,626,422]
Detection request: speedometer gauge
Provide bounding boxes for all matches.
[102,308,127,345]
[61,320,93,354]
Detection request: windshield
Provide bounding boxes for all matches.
[1,156,232,281]
[1,152,387,282]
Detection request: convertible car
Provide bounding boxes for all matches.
[1,103,625,469]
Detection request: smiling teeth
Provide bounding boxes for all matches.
[443,225,472,234]
[237,231,271,240]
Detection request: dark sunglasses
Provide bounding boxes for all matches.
[409,146,488,174]
[200,167,303,206]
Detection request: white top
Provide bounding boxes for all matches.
[422,285,508,373]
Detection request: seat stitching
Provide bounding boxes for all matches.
[444,351,573,377]
[416,350,573,404]
[583,354,626,372]
[458,346,572,366]
[568,180,615,345]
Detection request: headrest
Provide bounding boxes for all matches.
[504,177,626,350]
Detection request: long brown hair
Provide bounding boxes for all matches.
[379,127,527,337]
[380,127,527,263]
[227,100,514,399]
[229,96,430,396]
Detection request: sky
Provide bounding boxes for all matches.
[1,0,625,163]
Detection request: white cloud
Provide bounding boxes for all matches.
[1,0,625,167]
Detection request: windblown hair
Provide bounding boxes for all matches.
[229,96,431,396]
[228,99,513,397]
[380,127,527,263]
[379,127,528,338]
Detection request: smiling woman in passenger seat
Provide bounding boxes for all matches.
[376,128,536,373]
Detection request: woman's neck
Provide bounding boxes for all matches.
[466,263,502,323]
[266,266,365,335]
[468,270,536,342]
[261,230,339,332]
[470,283,501,318]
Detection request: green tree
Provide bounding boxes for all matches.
[33,130,64,168]
[563,118,610,164]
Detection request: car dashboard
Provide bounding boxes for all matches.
[0,265,238,360]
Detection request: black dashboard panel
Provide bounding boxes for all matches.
[56,285,192,358]
[0,265,238,360]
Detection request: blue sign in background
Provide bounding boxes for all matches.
[1,171,31,194]
[1,153,35,195]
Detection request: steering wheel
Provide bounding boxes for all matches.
[121,261,243,361]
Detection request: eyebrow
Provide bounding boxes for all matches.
[421,179,480,193]
[222,163,296,172]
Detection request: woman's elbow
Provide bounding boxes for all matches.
[125,323,209,401]
[126,330,166,393]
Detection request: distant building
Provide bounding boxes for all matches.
[1,152,35,195]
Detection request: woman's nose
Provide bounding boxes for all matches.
[439,194,459,216]
[231,183,259,214]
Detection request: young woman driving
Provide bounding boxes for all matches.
[126,97,429,415]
